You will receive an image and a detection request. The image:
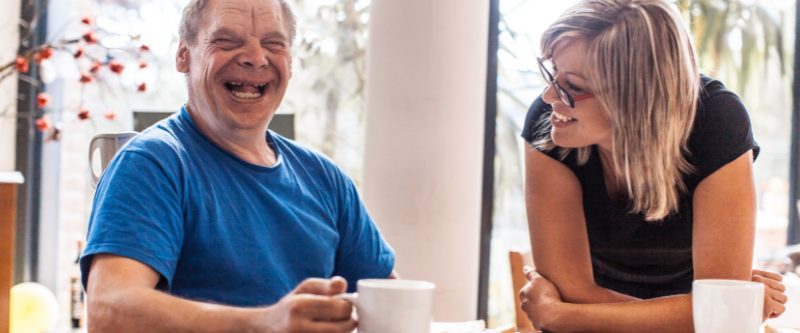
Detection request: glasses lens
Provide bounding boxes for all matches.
[538,58,575,107]
[537,58,553,84]
[558,87,573,107]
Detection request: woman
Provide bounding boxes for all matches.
[518,0,788,331]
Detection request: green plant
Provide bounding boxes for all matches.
[678,0,789,95]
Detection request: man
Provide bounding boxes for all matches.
[80,0,396,331]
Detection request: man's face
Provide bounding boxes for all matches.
[178,0,292,131]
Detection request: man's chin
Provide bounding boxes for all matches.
[196,88,281,130]
[216,103,274,131]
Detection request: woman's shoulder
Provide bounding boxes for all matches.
[698,74,739,104]
[685,75,759,189]
[693,75,757,151]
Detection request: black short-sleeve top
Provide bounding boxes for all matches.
[520,75,759,299]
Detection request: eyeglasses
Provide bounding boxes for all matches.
[537,57,595,108]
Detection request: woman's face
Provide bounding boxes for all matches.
[544,39,613,150]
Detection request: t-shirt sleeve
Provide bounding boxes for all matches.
[80,150,184,292]
[687,91,759,189]
[330,171,395,292]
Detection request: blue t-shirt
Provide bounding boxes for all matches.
[80,107,395,307]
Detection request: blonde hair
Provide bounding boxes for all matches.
[536,0,700,220]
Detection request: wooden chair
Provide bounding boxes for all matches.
[509,250,536,332]
[0,172,24,333]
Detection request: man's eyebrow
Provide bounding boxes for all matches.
[259,31,288,41]
[210,27,241,37]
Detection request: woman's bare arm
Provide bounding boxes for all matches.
[525,147,637,304]
[692,150,756,281]
[524,150,759,333]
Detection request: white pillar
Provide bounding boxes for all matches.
[362,0,489,322]
[0,0,22,172]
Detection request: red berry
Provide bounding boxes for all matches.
[37,93,51,109]
[78,108,90,120]
[36,46,54,64]
[35,115,51,131]
[108,60,124,74]
[82,31,98,44]
[16,56,29,73]
[89,62,101,75]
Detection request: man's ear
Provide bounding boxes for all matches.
[176,41,190,73]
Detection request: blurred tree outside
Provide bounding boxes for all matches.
[284,0,371,186]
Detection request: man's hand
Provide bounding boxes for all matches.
[519,266,563,331]
[751,269,788,322]
[255,277,356,333]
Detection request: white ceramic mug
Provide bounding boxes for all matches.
[335,279,435,333]
[88,132,138,188]
[693,279,764,333]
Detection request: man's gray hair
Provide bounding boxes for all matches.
[179,0,297,46]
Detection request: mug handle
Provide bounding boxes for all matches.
[88,135,104,188]
[333,293,358,307]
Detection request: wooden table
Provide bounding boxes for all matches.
[0,172,24,333]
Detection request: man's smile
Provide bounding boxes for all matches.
[224,81,270,100]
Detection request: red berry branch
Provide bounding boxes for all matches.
[0,11,155,139]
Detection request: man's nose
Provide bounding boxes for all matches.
[239,41,269,69]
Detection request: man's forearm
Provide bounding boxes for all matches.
[89,286,258,333]
[545,294,693,333]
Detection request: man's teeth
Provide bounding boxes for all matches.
[231,91,262,99]
[227,82,267,87]
[226,82,268,99]
[554,111,575,122]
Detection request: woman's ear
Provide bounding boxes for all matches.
[176,41,190,73]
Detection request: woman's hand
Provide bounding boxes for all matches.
[751,269,788,321]
[519,266,564,331]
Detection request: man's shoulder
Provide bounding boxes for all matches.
[122,113,193,160]
[270,132,353,189]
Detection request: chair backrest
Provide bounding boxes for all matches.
[509,250,536,332]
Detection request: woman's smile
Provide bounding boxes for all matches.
[551,110,577,127]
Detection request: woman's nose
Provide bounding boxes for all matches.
[541,83,561,106]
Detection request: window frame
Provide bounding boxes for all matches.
[477,0,501,321]
[788,0,800,246]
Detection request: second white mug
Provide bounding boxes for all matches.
[693,279,764,333]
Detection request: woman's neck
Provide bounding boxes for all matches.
[597,145,629,205]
